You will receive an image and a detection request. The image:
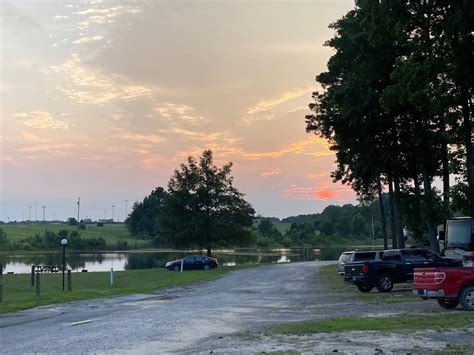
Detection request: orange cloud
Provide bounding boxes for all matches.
[283,184,354,202]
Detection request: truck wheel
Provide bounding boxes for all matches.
[356,283,373,293]
[173,265,180,272]
[376,275,393,293]
[459,286,474,311]
[437,299,459,309]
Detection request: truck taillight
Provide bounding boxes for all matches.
[434,272,446,284]
[362,264,369,273]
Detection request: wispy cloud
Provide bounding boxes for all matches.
[153,103,206,124]
[260,169,282,177]
[246,87,311,115]
[73,36,103,44]
[243,136,331,160]
[51,54,154,104]
[13,110,71,130]
[112,132,166,144]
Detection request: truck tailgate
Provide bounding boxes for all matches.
[414,268,438,289]
[344,263,364,278]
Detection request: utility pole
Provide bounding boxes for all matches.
[112,205,115,221]
[125,200,128,222]
[35,204,37,221]
[77,197,80,222]
[42,206,46,223]
[29,206,32,221]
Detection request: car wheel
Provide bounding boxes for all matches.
[356,283,373,293]
[376,274,393,292]
[173,265,180,272]
[437,299,459,309]
[203,265,210,271]
[459,286,474,311]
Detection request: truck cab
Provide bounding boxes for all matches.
[438,217,474,266]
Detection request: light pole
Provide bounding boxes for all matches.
[112,205,115,221]
[60,239,68,291]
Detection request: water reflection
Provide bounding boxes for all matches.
[0,246,355,274]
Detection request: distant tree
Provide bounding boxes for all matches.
[257,219,282,243]
[158,150,255,256]
[67,217,78,226]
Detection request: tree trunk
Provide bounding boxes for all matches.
[439,120,450,208]
[388,177,398,249]
[393,175,405,249]
[421,165,439,253]
[207,246,212,257]
[377,174,388,250]
[461,95,474,216]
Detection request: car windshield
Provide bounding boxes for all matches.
[446,219,473,248]
[339,253,353,263]
[353,252,376,261]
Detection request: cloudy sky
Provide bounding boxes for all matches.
[1,0,355,222]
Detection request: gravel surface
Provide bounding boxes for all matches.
[0,261,473,354]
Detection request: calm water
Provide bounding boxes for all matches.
[0,247,354,274]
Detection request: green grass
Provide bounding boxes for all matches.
[318,263,419,303]
[0,265,253,314]
[266,312,474,335]
[1,223,146,247]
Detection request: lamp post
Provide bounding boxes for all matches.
[60,238,68,291]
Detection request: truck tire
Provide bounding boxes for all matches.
[437,299,459,309]
[376,274,393,293]
[459,286,474,311]
[356,283,373,293]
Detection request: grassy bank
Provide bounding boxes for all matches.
[0,265,251,314]
[267,312,474,334]
[1,223,148,248]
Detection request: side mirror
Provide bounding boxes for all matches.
[437,231,445,241]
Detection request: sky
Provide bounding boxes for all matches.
[0,0,356,222]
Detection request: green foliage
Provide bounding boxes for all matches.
[126,187,167,239]
[158,150,255,255]
[0,228,8,245]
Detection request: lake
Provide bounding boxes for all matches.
[0,246,358,274]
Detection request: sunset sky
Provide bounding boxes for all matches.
[1,0,356,222]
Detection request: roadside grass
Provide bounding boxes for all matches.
[1,223,148,248]
[266,312,474,335]
[0,265,255,314]
[318,263,420,303]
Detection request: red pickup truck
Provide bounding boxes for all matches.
[414,267,474,310]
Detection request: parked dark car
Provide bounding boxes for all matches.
[344,248,462,292]
[337,250,384,275]
[165,255,218,271]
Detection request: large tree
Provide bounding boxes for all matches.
[158,150,255,256]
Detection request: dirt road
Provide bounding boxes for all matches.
[1,261,472,354]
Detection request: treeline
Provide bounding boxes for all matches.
[306,1,473,252]
[0,228,112,251]
[126,188,383,248]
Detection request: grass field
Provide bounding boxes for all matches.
[0,265,255,314]
[0,223,147,247]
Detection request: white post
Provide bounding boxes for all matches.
[110,268,114,285]
[180,259,184,273]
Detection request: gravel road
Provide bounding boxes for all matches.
[1,261,473,354]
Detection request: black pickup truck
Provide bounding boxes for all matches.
[344,248,462,293]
